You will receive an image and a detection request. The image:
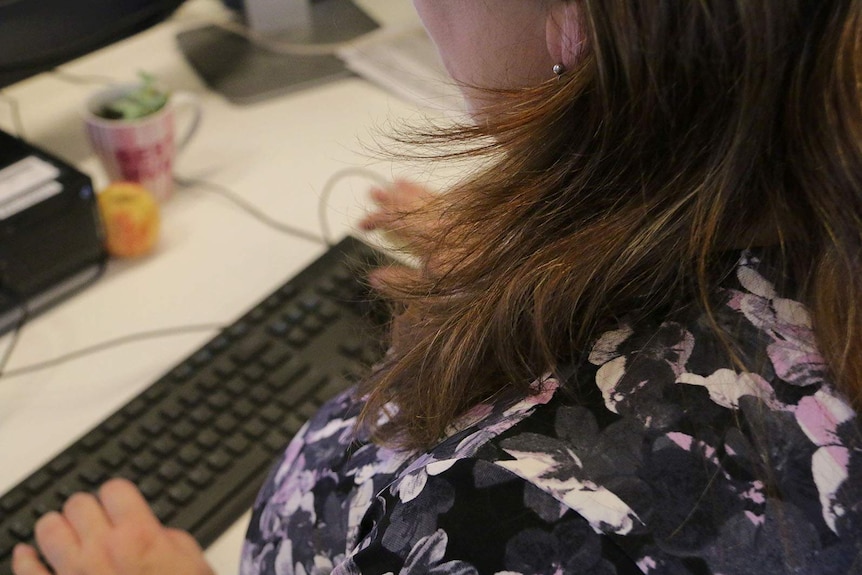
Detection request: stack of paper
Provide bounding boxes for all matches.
[338,26,466,115]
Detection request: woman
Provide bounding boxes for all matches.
[13,1,862,574]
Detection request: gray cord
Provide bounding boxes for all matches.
[317,166,388,246]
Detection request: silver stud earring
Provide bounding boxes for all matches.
[553,63,566,77]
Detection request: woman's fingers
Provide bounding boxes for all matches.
[32,512,81,573]
[98,479,160,530]
[63,492,111,541]
[360,181,437,233]
[11,544,53,575]
[166,528,206,557]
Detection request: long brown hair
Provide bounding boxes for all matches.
[359,0,862,450]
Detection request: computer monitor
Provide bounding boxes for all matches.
[0,0,186,89]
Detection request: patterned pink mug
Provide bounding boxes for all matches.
[84,85,202,202]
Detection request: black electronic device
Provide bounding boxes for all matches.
[0,130,106,335]
[0,236,392,572]
[0,0,186,89]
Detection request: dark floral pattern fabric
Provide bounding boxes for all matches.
[241,251,862,574]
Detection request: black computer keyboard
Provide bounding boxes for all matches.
[0,236,392,572]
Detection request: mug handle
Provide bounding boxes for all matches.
[171,91,202,153]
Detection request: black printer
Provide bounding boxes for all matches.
[0,130,106,334]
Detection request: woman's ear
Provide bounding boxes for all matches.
[546,1,585,71]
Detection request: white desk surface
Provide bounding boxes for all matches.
[0,1,461,572]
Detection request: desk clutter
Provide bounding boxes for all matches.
[0,236,391,572]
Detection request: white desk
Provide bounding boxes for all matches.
[0,1,455,572]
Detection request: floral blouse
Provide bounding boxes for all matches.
[240,251,862,574]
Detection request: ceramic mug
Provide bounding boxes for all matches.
[84,85,202,201]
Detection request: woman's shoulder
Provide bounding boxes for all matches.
[385,249,861,573]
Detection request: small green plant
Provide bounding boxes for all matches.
[98,72,168,120]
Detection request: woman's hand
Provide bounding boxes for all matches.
[12,478,214,575]
[358,179,439,251]
[359,180,445,288]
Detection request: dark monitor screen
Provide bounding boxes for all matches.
[0,0,186,89]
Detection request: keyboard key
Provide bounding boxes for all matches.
[138,477,164,500]
[172,364,194,381]
[98,446,126,469]
[79,429,107,452]
[178,388,203,407]
[8,519,32,541]
[268,319,289,336]
[213,357,238,378]
[316,300,340,321]
[259,344,291,369]
[123,398,149,417]
[140,415,166,437]
[167,483,196,505]
[195,371,222,392]
[191,349,213,367]
[190,406,214,425]
[232,398,256,419]
[224,435,250,455]
[120,432,145,452]
[48,454,76,475]
[263,430,291,452]
[196,430,220,450]
[24,472,52,494]
[0,530,17,559]
[158,462,185,483]
[171,421,197,441]
[302,316,324,335]
[56,479,86,500]
[207,391,232,410]
[259,404,286,425]
[242,364,266,383]
[241,418,268,439]
[285,328,309,348]
[78,462,107,487]
[132,453,159,473]
[32,499,57,518]
[278,284,297,299]
[300,295,322,312]
[231,333,271,364]
[0,490,26,514]
[226,378,250,396]
[283,306,305,324]
[205,451,232,471]
[142,383,167,402]
[177,445,203,466]
[249,386,272,405]
[280,369,327,405]
[152,437,178,457]
[268,359,310,392]
[207,335,230,353]
[248,307,268,323]
[160,402,184,421]
[187,466,213,488]
[102,413,128,434]
[214,414,239,435]
[227,321,249,339]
